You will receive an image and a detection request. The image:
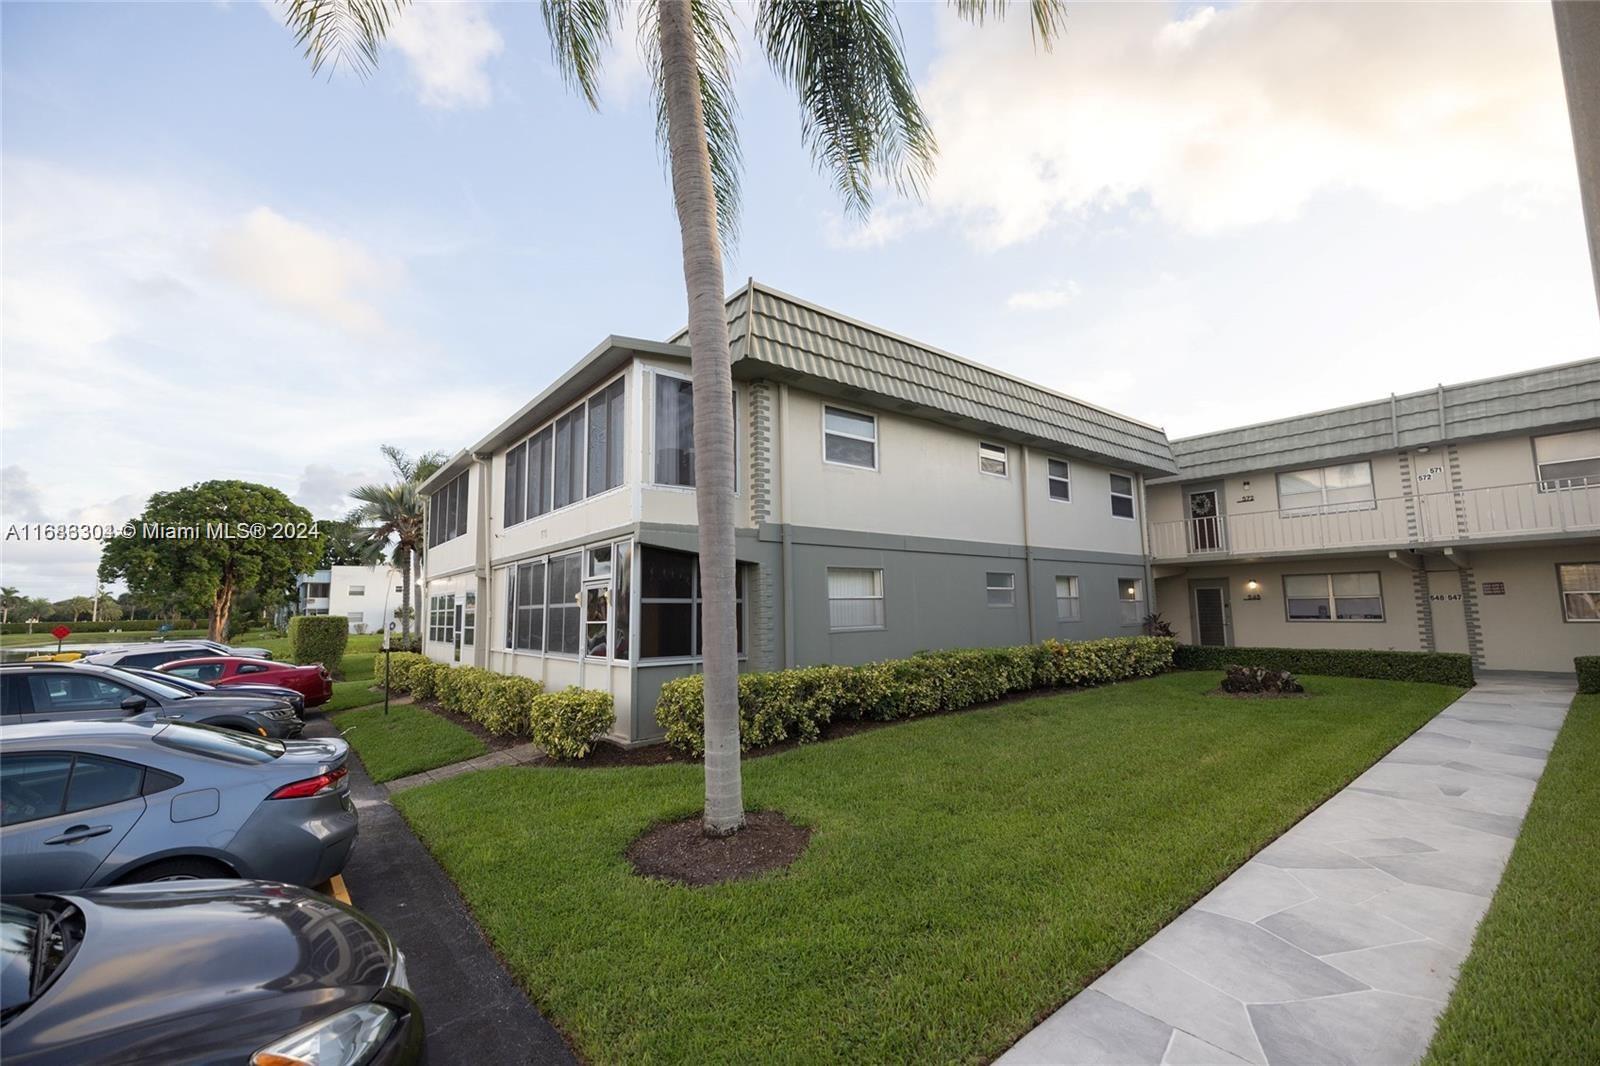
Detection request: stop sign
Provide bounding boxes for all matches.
[51,624,72,641]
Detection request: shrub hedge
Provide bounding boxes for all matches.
[379,655,615,758]
[1577,656,1600,695]
[654,636,1176,756]
[1172,643,1474,687]
[287,616,350,677]
[0,619,206,635]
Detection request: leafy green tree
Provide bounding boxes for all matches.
[317,518,382,568]
[52,596,97,622]
[99,480,323,640]
[279,0,1064,836]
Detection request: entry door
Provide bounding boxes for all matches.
[1194,586,1229,647]
[1189,490,1222,552]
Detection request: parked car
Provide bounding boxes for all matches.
[123,666,307,715]
[81,639,272,671]
[0,663,302,738]
[0,719,356,893]
[159,657,334,709]
[0,880,421,1064]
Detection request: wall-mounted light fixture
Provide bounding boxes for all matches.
[1245,579,1260,592]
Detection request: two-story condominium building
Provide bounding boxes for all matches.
[416,282,1178,744]
[1146,360,1600,672]
[296,564,406,634]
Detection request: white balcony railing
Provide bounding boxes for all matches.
[1150,481,1600,561]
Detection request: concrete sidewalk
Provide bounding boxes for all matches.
[1000,673,1576,1066]
[385,742,544,794]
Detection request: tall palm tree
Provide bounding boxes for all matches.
[279,0,1065,836]
[348,445,445,645]
[0,587,20,626]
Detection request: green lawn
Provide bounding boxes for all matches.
[1422,693,1599,1066]
[395,671,1462,1064]
[0,628,208,649]
[333,701,488,783]
[321,679,390,714]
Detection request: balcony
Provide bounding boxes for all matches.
[1150,481,1600,562]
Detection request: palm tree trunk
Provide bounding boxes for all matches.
[401,550,413,646]
[659,0,744,837]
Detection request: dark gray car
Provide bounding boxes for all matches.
[0,662,301,738]
[0,720,357,893]
[0,881,421,1065]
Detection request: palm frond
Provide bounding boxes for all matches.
[639,0,744,245]
[756,0,935,218]
[539,0,624,109]
[950,0,1068,50]
[278,0,408,77]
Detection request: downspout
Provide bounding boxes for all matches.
[473,452,492,669]
[1138,473,1155,623]
[1020,447,1037,644]
[779,382,796,669]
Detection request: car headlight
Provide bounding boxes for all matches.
[250,1003,398,1066]
[265,707,296,720]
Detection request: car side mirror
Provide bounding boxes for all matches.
[120,695,148,713]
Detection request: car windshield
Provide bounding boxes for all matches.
[154,722,284,764]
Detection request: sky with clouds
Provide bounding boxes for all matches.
[2,1,1595,599]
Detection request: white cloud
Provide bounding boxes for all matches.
[911,2,1576,247]
[1006,281,1080,311]
[294,463,383,519]
[210,206,400,335]
[388,1,504,109]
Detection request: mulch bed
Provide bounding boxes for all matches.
[625,810,812,887]
[1206,687,1314,700]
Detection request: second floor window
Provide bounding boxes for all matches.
[586,378,626,497]
[347,586,364,596]
[1535,429,1600,491]
[427,471,468,547]
[553,406,586,510]
[1277,461,1374,515]
[824,406,877,469]
[1048,459,1071,501]
[1110,474,1136,519]
[979,442,1008,477]
[654,374,696,486]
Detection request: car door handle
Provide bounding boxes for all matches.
[44,824,113,845]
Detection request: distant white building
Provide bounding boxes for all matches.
[296,564,406,635]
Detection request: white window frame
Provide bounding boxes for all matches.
[1535,431,1600,492]
[979,442,1009,478]
[1055,575,1081,622]
[986,571,1016,609]
[1283,571,1386,623]
[646,369,741,493]
[1117,577,1144,626]
[1275,461,1376,516]
[826,567,885,632]
[347,585,364,596]
[1047,458,1071,502]
[1557,562,1600,622]
[502,372,628,527]
[822,404,879,471]
[1110,473,1136,520]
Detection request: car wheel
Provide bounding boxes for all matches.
[118,857,235,884]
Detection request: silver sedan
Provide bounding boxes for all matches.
[0,720,357,894]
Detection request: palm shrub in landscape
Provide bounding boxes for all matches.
[1173,643,1474,687]
[656,637,1175,756]
[287,616,349,677]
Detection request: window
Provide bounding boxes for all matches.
[348,586,364,596]
[427,472,469,547]
[526,426,553,519]
[1110,474,1136,519]
[546,553,583,655]
[237,663,269,674]
[986,572,1016,608]
[979,442,1008,477]
[508,560,546,651]
[505,439,526,526]
[428,594,457,644]
[586,378,627,497]
[305,583,330,598]
[462,591,476,647]
[1056,575,1081,621]
[553,405,587,510]
[65,756,144,813]
[26,674,139,714]
[828,568,885,631]
[167,662,225,682]
[639,546,744,659]
[1048,459,1071,501]
[613,541,633,659]
[1277,462,1375,515]
[1557,562,1600,621]
[823,406,877,469]
[1536,430,1600,490]
[1118,577,1145,625]
[588,544,612,578]
[1284,572,1384,621]
[654,374,695,486]
[0,754,72,824]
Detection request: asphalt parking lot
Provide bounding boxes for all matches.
[307,717,575,1065]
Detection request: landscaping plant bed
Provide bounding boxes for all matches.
[403,696,528,751]
[626,810,812,887]
[1206,687,1314,700]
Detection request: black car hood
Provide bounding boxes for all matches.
[174,692,287,718]
[5,881,396,1065]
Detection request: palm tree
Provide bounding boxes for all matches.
[0,587,19,626]
[279,0,1065,836]
[348,445,445,646]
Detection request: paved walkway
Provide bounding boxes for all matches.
[385,742,544,794]
[1000,673,1576,1066]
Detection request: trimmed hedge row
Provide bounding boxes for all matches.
[0,619,206,635]
[655,637,1176,756]
[1577,656,1600,695]
[380,653,615,758]
[288,616,350,678]
[1172,644,1474,688]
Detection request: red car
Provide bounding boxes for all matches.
[158,656,334,708]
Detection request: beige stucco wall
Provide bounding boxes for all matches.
[1472,543,1600,672]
